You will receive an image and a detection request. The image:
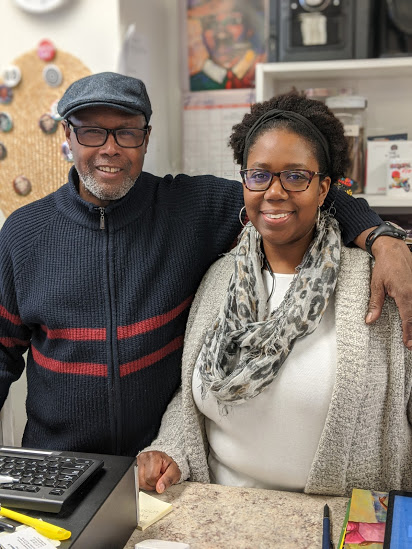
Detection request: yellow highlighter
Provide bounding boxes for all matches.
[0,504,71,540]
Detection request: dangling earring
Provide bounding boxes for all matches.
[239,205,247,227]
[316,205,321,227]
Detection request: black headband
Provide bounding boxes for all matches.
[242,108,331,170]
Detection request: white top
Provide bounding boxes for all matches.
[192,270,337,491]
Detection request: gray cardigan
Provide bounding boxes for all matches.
[145,246,412,496]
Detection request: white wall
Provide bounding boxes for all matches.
[0,0,182,445]
[118,0,183,175]
[0,0,120,74]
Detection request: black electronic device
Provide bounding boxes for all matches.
[383,490,412,548]
[268,0,375,62]
[0,446,104,513]
[376,0,412,57]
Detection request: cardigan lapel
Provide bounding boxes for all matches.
[305,247,372,495]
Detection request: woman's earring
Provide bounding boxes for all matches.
[316,205,321,227]
[239,206,247,227]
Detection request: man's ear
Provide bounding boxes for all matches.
[62,120,71,147]
[143,126,152,153]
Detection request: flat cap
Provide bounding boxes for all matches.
[57,72,152,122]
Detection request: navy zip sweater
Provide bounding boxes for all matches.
[0,167,380,456]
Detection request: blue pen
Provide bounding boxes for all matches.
[322,504,333,549]
[0,520,15,533]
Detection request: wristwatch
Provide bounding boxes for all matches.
[365,221,407,258]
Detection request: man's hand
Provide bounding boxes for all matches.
[137,451,181,494]
[363,235,412,350]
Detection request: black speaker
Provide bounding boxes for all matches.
[268,0,375,62]
[376,0,412,57]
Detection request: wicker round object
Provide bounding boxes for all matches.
[0,48,90,217]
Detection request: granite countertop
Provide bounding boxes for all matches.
[125,482,349,549]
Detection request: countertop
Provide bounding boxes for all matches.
[124,482,349,549]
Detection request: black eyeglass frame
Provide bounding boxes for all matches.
[66,120,149,148]
[239,169,325,192]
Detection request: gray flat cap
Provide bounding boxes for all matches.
[57,72,152,122]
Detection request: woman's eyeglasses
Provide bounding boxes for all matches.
[240,169,324,192]
[66,120,148,148]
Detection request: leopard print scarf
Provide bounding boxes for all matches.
[197,213,341,406]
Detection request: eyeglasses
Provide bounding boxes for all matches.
[66,120,148,148]
[240,169,324,192]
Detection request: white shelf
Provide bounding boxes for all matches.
[255,58,412,215]
[357,194,412,210]
[255,58,412,100]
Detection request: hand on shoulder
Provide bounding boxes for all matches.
[365,237,412,350]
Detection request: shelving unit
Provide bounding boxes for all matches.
[255,58,412,215]
[355,194,412,214]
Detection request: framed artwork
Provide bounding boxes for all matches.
[186,0,268,91]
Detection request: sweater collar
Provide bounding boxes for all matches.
[55,166,150,230]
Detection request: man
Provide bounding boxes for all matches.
[0,72,410,457]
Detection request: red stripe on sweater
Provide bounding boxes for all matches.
[32,346,107,377]
[41,325,106,341]
[117,296,193,339]
[0,337,29,348]
[0,305,22,326]
[120,335,184,377]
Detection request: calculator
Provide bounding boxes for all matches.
[0,446,104,513]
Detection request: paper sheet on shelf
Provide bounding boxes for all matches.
[183,89,255,180]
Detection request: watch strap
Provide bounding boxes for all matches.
[365,221,407,258]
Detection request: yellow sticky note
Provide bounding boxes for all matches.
[137,492,173,531]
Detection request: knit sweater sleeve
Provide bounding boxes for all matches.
[166,174,381,251]
[141,385,190,483]
[324,186,382,245]
[0,216,32,408]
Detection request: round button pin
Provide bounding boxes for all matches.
[39,113,58,134]
[3,65,22,88]
[37,39,56,62]
[0,142,7,161]
[43,64,63,87]
[0,112,13,132]
[13,175,32,197]
[0,85,13,105]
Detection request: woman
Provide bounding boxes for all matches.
[138,92,412,496]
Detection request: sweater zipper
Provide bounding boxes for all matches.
[99,207,105,230]
[99,207,120,454]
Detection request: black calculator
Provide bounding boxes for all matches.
[0,446,104,513]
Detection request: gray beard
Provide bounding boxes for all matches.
[80,171,135,202]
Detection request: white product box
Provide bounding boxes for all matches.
[365,140,412,195]
[388,160,412,197]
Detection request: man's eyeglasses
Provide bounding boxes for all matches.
[66,120,148,148]
[240,169,324,192]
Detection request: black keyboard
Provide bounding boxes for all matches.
[0,447,104,513]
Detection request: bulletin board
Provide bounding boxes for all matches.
[0,47,90,218]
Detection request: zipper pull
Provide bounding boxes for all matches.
[99,207,105,230]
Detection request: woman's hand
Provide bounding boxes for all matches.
[137,451,181,494]
[365,236,412,350]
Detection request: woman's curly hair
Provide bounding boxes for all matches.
[229,91,350,184]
